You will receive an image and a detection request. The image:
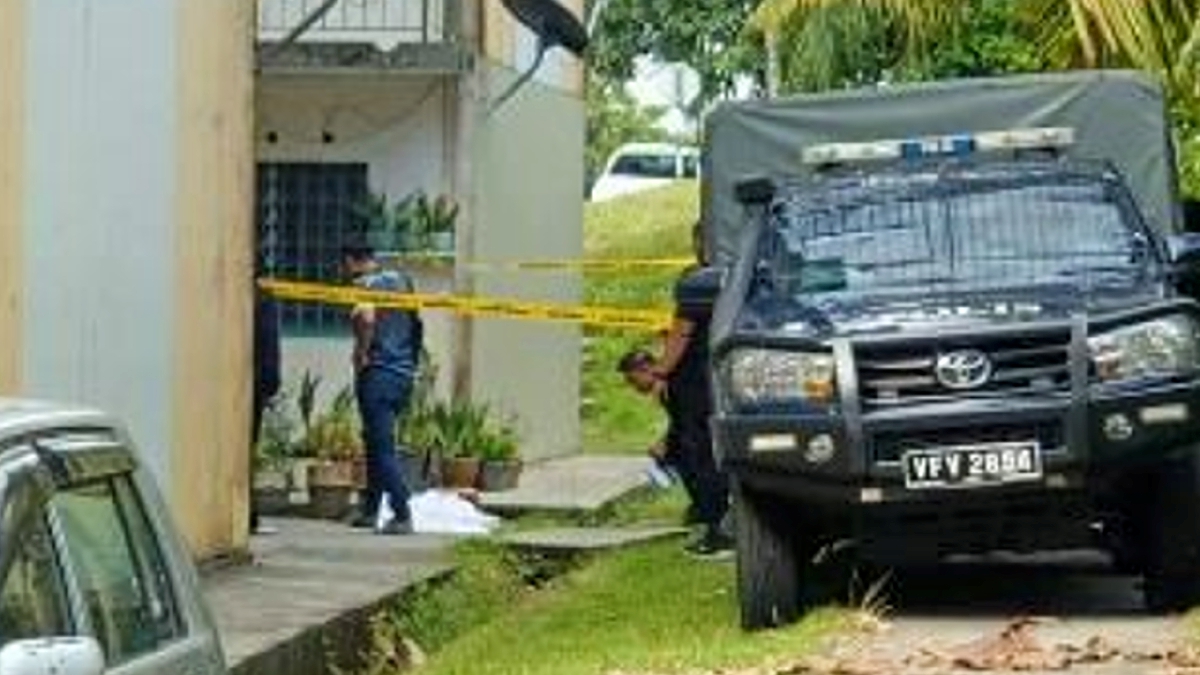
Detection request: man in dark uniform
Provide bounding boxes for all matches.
[652,223,732,558]
[617,348,702,525]
[251,286,282,535]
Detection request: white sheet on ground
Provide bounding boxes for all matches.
[408,490,501,535]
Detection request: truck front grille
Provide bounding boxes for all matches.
[854,330,1072,408]
[870,420,1066,464]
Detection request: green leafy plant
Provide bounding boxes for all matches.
[427,399,490,460]
[254,390,296,472]
[302,385,363,462]
[296,371,321,432]
[478,414,520,463]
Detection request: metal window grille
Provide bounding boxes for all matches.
[256,162,369,336]
[257,0,454,45]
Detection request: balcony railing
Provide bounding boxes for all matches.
[258,0,459,49]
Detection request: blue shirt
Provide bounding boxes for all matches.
[353,269,419,378]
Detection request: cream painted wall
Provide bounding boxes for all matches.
[470,69,585,460]
[257,74,455,202]
[0,0,25,394]
[481,0,584,94]
[15,0,254,558]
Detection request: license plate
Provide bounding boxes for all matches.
[902,442,1042,489]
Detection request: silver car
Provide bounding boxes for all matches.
[0,400,226,675]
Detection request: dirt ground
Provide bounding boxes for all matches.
[618,551,1200,675]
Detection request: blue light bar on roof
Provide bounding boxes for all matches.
[801,127,1075,166]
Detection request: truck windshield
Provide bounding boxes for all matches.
[765,165,1158,297]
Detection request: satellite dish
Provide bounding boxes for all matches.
[501,0,589,57]
[491,0,589,114]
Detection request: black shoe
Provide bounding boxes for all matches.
[376,518,414,536]
[348,513,375,529]
[685,529,735,561]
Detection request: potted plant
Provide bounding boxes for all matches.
[303,386,363,519]
[413,192,458,254]
[396,349,441,491]
[252,392,296,514]
[431,399,487,489]
[478,415,522,492]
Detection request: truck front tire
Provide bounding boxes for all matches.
[1143,447,1200,612]
[734,484,807,630]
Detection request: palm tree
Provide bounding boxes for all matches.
[751,0,1200,97]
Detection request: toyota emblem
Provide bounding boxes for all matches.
[934,349,993,390]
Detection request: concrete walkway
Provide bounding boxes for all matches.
[479,455,650,514]
[202,518,454,675]
[202,454,655,675]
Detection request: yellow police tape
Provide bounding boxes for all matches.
[387,253,694,272]
[259,279,674,333]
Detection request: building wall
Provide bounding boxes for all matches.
[470,73,585,460]
[462,0,586,459]
[2,0,255,560]
[257,74,456,199]
[0,0,25,394]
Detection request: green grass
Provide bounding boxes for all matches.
[582,183,699,454]
[418,540,843,675]
[1186,609,1200,646]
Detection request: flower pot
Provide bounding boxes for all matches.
[440,457,481,489]
[308,461,356,488]
[479,459,523,492]
[400,449,437,492]
[431,231,455,254]
[252,468,292,515]
[309,484,355,520]
[352,456,369,490]
[307,461,357,520]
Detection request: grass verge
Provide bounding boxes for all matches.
[582,183,699,454]
[418,539,843,675]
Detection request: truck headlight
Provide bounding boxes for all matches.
[1088,315,1200,382]
[725,349,836,406]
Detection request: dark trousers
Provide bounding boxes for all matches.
[250,392,266,534]
[355,367,413,521]
[673,409,729,531]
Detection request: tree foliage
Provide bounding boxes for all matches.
[584,77,669,183]
[588,0,766,102]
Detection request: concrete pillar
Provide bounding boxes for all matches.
[5,0,255,560]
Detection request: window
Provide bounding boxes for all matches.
[53,477,183,664]
[0,513,70,645]
[610,153,680,179]
[257,162,368,335]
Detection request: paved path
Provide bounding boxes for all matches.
[810,552,1194,675]
[479,455,650,514]
[202,518,454,675]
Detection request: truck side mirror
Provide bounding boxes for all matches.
[0,637,104,675]
[735,177,776,207]
[677,266,724,314]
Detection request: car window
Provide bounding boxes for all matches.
[610,153,679,178]
[682,155,699,178]
[0,513,71,646]
[54,476,183,664]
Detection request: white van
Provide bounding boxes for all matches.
[589,142,700,202]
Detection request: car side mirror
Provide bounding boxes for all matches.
[0,637,104,675]
[1169,233,1200,268]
